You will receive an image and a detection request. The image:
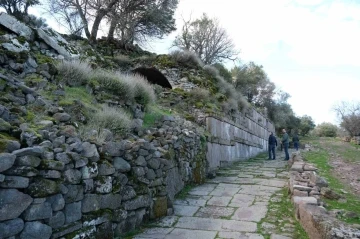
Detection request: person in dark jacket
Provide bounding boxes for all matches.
[293,134,299,151]
[282,129,290,160]
[268,132,277,160]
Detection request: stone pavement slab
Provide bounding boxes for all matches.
[229,193,255,207]
[232,205,268,222]
[134,150,303,239]
[173,205,199,216]
[134,228,173,239]
[165,228,217,239]
[195,205,234,218]
[207,196,232,206]
[218,231,265,239]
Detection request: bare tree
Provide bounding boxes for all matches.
[0,0,39,18]
[333,101,360,137]
[173,13,238,64]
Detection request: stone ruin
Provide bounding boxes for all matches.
[288,152,360,239]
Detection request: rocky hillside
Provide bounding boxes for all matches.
[0,12,258,239]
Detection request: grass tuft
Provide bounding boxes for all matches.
[56,60,92,86]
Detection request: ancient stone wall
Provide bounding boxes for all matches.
[0,115,206,239]
[206,108,275,171]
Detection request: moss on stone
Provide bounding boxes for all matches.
[34,53,53,64]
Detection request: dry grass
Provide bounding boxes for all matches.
[126,73,156,105]
[170,50,204,67]
[56,60,92,86]
[203,64,249,112]
[188,88,211,103]
[80,105,132,142]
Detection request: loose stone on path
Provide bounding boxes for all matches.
[134,151,300,239]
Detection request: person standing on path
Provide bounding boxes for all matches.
[282,129,290,160]
[293,133,299,151]
[268,132,277,160]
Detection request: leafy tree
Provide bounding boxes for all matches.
[0,0,39,18]
[47,0,178,44]
[107,0,178,47]
[299,115,315,136]
[173,13,238,64]
[233,62,275,106]
[316,122,338,137]
[333,101,360,137]
[47,0,119,42]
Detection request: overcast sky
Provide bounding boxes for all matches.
[30,0,360,125]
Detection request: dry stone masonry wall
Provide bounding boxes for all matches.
[206,108,275,171]
[0,115,206,239]
[288,152,360,239]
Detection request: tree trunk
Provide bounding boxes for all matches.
[76,5,91,40]
[107,18,117,40]
[90,0,118,42]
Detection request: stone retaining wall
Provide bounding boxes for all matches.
[0,115,206,239]
[288,152,360,239]
[206,108,275,171]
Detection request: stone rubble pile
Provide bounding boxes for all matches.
[288,152,360,239]
[0,12,79,60]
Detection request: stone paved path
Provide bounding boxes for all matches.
[134,150,301,239]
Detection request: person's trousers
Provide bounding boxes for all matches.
[268,145,276,159]
[284,143,289,160]
[294,142,299,151]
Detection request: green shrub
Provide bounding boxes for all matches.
[56,60,92,86]
[315,122,338,137]
[170,50,204,68]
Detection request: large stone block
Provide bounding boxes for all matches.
[64,169,82,184]
[15,155,41,167]
[100,194,122,210]
[0,13,33,40]
[82,194,100,213]
[0,189,33,221]
[46,211,65,229]
[20,221,52,239]
[0,218,24,238]
[46,194,65,211]
[12,146,43,157]
[23,202,52,221]
[0,153,16,172]
[64,202,82,224]
[36,28,78,59]
[123,195,151,210]
[64,184,84,203]
[113,157,131,172]
[81,142,100,162]
[98,161,115,176]
[166,167,184,201]
[0,175,29,188]
[26,178,60,197]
